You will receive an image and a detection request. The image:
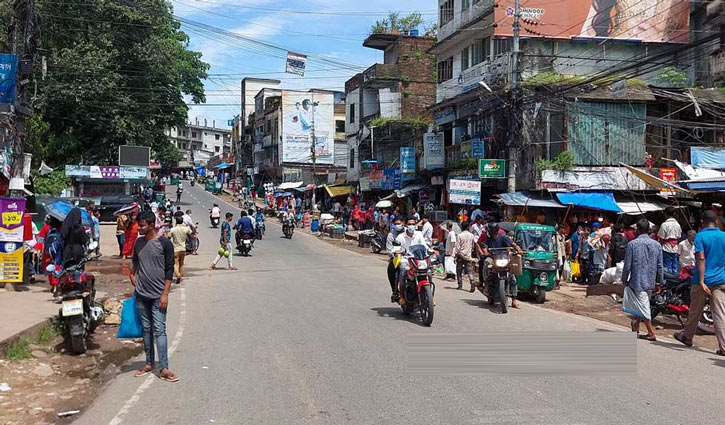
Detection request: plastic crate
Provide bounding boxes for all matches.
[358,233,372,248]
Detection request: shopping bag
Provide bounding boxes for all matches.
[444,256,456,275]
[116,294,143,339]
[570,260,580,278]
[563,260,572,282]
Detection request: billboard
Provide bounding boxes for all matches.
[0,54,18,105]
[495,0,689,44]
[119,146,151,166]
[400,147,416,173]
[423,133,444,170]
[449,179,481,205]
[281,91,334,165]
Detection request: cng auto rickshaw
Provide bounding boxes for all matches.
[509,223,558,303]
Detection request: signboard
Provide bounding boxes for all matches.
[65,165,90,177]
[449,179,481,205]
[660,167,678,195]
[119,146,151,166]
[0,198,25,243]
[286,52,307,76]
[359,177,371,192]
[479,159,506,179]
[495,0,689,44]
[369,169,383,190]
[472,139,484,158]
[400,147,416,173]
[281,91,334,165]
[434,106,455,126]
[382,168,401,190]
[0,241,23,282]
[0,54,18,105]
[120,166,149,179]
[423,133,444,170]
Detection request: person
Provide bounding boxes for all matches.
[675,211,725,353]
[477,223,523,308]
[658,206,682,274]
[333,200,342,218]
[379,208,389,232]
[365,207,375,230]
[123,211,139,260]
[555,225,567,287]
[411,207,420,222]
[130,210,179,382]
[454,222,477,292]
[579,225,593,284]
[590,231,610,284]
[61,208,89,268]
[471,207,484,222]
[116,213,128,257]
[155,205,167,238]
[87,204,100,255]
[568,224,582,260]
[677,230,696,270]
[234,210,255,248]
[176,185,182,204]
[295,197,302,213]
[470,215,485,240]
[168,216,192,284]
[341,204,351,233]
[210,203,221,220]
[211,213,236,271]
[386,217,404,302]
[609,223,629,265]
[444,222,457,281]
[395,217,431,303]
[419,213,434,246]
[621,219,664,342]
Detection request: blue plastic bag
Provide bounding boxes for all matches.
[116,294,143,339]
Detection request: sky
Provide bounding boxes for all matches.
[171,0,438,129]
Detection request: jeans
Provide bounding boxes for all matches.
[456,256,475,289]
[116,234,125,256]
[663,251,679,274]
[135,294,168,370]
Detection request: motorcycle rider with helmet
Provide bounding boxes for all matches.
[476,223,524,309]
[386,217,404,302]
[394,217,432,304]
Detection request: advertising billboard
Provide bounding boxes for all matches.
[400,147,416,173]
[119,146,151,166]
[495,0,689,44]
[423,133,444,170]
[281,91,334,165]
[0,54,18,105]
[449,179,481,205]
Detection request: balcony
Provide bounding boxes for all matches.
[262,135,272,148]
[445,145,462,167]
[437,0,495,46]
[436,53,511,103]
[362,64,400,86]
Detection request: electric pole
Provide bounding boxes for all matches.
[508,0,521,193]
[310,91,317,208]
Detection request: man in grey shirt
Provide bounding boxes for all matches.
[131,210,179,382]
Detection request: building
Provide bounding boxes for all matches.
[166,119,232,166]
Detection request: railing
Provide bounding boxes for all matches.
[436,53,511,103]
[445,145,462,167]
[438,0,495,42]
[362,63,401,83]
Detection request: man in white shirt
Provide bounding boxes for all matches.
[395,217,431,299]
[444,221,457,280]
[658,206,682,274]
[470,215,485,240]
[419,213,434,245]
[677,230,696,270]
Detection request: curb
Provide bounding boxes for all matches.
[0,317,55,352]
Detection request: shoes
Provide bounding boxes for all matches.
[390,293,400,303]
[469,287,476,293]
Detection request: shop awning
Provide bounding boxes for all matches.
[498,191,565,208]
[215,162,229,169]
[277,181,303,190]
[619,163,691,193]
[555,192,623,212]
[394,183,430,198]
[616,201,668,215]
[324,185,352,198]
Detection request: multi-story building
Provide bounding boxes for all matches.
[166,119,232,166]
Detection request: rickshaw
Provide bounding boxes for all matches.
[170,174,180,185]
[511,223,557,303]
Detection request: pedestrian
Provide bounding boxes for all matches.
[168,216,191,284]
[365,207,375,230]
[211,213,236,270]
[379,208,389,232]
[579,225,592,284]
[675,211,725,353]
[677,230,696,270]
[130,210,179,382]
[123,211,139,260]
[341,204,351,232]
[411,207,420,222]
[333,200,341,218]
[155,205,167,238]
[470,215,485,240]
[568,224,582,260]
[622,218,663,342]
[444,222,457,281]
[590,229,609,284]
[116,213,128,257]
[556,225,567,287]
[658,206,682,274]
[295,196,302,213]
[608,222,629,266]
[454,222,476,292]
[419,213,434,245]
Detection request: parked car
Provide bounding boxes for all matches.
[97,195,138,222]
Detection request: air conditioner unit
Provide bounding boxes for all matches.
[429,211,449,222]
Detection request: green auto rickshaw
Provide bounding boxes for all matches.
[509,223,558,303]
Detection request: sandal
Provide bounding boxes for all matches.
[630,318,638,333]
[638,334,657,342]
[135,365,154,377]
[715,349,725,356]
[229,267,238,271]
[673,332,693,347]
[159,370,180,382]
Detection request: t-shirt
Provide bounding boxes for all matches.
[236,216,254,234]
[445,230,457,255]
[211,207,221,218]
[693,227,725,286]
[454,231,476,261]
[478,233,514,250]
[132,237,174,299]
[220,221,232,243]
[168,224,191,253]
[421,221,434,243]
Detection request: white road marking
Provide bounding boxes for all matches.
[108,287,186,425]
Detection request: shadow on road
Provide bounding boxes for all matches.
[370,307,429,327]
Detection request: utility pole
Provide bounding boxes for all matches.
[507,0,521,193]
[310,91,317,208]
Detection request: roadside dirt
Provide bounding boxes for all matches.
[0,257,142,425]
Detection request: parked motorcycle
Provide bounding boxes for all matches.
[47,256,103,354]
[370,230,386,254]
[235,230,254,256]
[484,248,518,314]
[393,244,435,326]
[282,217,295,239]
[652,271,714,334]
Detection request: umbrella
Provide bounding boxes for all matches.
[439,220,462,234]
[113,203,140,217]
[45,201,93,226]
[375,200,393,209]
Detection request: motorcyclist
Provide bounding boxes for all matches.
[210,204,221,220]
[247,209,256,230]
[234,210,255,247]
[394,217,431,304]
[476,223,523,309]
[386,217,404,302]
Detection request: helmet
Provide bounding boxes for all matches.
[488,223,500,236]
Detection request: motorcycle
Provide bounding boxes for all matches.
[190,179,195,187]
[235,230,254,256]
[282,217,295,239]
[652,270,714,334]
[210,211,220,228]
[370,230,386,254]
[393,244,435,326]
[47,255,103,354]
[255,220,265,240]
[484,248,518,314]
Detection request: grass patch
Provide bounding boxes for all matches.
[4,337,31,360]
[36,324,59,344]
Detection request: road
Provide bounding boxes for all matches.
[73,183,725,425]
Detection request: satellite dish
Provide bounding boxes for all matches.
[39,161,54,176]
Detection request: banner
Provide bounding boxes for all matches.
[382,168,401,190]
[423,133,444,170]
[495,0,689,44]
[0,54,18,105]
[0,197,25,243]
[471,139,484,158]
[281,91,334,165]
[286,52,307,76]
[120,166,149,179]
[449,179,481,205]
[434,106,455,126]
[359,177,371,192]
[400,147,416,173]
[65,165,90,177]
[479,159,506,179]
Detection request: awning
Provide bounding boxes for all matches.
[394,183,430,198]
[555,192,623,212]
[324,185,352,198]
[619,163,690,193]
[277,181,303,190]
[616,201,668,215]
[498,191,565,209]
[215,162,229,169]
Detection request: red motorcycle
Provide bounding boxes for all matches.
[394,244,435,326]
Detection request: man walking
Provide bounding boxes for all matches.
[130,210,179,382]
[658,206,682,274]
[677,230,696,270]
[622,219,663,342]
[419,213,434,245]
[675,211,725,354]
[211,212,237,271]
[168,216,191,284]
[454,222,476,292]
[444,221,457,281]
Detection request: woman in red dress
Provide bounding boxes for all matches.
[122,212,139,259]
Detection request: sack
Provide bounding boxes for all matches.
[570,260,580,278]
[116,294,143,339]
[444,256,456,275]
[563,260,572,282]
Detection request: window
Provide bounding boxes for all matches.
[191,131,197,138]
[349,104,355,123]
[439,0,454,26]
[215,146,220,153]
[494,38,512,56]
[437,57,453,83]
[462,0,470,10]
[460,47,469,71]
[349,148,355,168]
[267,120,271,133]
[215,134,220,140]
[336,120,345,133]
[182,130,187,137]
[472,38,489,65]
[182,143,187,150]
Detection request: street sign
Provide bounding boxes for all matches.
[479,159,506,178]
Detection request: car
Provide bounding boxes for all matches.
[97,194,139,222]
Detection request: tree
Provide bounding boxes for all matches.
[1,0,209,167]
[371,12,423,35]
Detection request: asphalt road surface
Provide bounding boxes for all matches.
[73,182,725,425]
